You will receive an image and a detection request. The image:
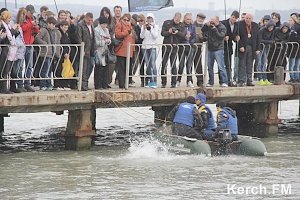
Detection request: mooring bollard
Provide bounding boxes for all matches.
[274,66,285,85]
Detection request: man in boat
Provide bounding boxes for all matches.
[195,92,217,140]
[168,96,203,139]
[215,102,238,141]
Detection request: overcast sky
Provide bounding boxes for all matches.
[13,0,300,11]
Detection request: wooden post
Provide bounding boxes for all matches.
[65,109,96,150]
[152,105,174,126]
[0,115,4,133]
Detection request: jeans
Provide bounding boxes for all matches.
[24,46,33,86]
[207,49,228,85]
[143,48,157,83]
[11,59,24,88]
[289,57,300,80]
[161,45,178,86]
[257,50,268,80]
[40,57,52,88]
[178,45,195,83]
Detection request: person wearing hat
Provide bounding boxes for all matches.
[194,13,206,87]
[94,16,111,89]
[215,102,238,141]
[195,92,217,140]
[20,4,39,92]
[221,10,239,87]
[168,96,203,139]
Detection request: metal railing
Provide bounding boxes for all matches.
[0,43,84,91]
[125,42,208,89]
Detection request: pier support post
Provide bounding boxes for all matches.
[152,105,174,125]
[233,101,280,137]
[65,109,96,150]
[0,115,4,133]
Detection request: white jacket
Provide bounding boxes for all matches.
[140,13,159,49]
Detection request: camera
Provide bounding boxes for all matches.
[209,21,215,27]
[146,24,151,31]
[171,27,177,33]
[0,25,6,33]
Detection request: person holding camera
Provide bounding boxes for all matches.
[140,13,159,88]
[177,12,196,88]
[202,16,228,87]
[161,12,186,88]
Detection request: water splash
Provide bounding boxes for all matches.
[124,138,174,160]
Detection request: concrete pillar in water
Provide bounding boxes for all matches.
[232,101,280,137]
[152,105,175,125]
[0,115,4,133]
[65,109,96,150]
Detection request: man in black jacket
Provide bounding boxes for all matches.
[202,16,228,87]
[161,12,186,88]
[235,13,260,87]
[221,11,239,86]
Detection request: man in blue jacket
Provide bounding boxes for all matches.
[168,96,203,139]
[215,102,238,141]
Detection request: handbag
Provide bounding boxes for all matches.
[112,37,123,47]
[62,58,75,78]
[106,48,117,63]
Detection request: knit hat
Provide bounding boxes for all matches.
[98,16,108,24]
[266,19,276,28]
[195,93,206,104]
[231,10,239,19]
[186,96,196,104]
[263,15,271,21]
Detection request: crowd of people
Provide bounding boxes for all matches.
[0,4,300,94]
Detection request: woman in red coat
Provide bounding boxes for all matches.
[114,13,135,89]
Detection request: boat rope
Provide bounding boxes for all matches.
[102,92,172,123]
[100,92,173,135]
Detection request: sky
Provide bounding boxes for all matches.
[8,0,300,11]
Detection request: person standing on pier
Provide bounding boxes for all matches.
[235,13,260,87]
[76,12,95,91]
[202,16,228,87]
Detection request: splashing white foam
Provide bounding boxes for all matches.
[124,138,174,160]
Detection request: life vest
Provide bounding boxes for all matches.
[173,102,195,127]
[219,107,238,135]
[199,105,216,130]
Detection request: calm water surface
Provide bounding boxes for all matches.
[0,100,299,199]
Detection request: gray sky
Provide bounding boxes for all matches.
[15,0,300,11]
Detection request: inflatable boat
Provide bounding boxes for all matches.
[153,133,267,156]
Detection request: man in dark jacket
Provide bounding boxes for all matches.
[168,96,203,139]
[161,12,186,88]
[221,11,239,86]
[235,13,260,87]
[267,22,290,81]
[202,16,228,87]
[77,12,95,91]
[257,20,276,85]
[194,13,206,86]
